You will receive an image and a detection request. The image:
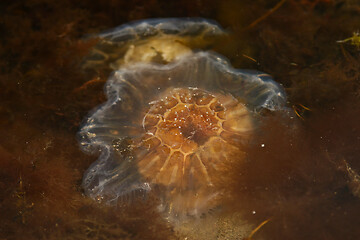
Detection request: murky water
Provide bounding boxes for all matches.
[1,1,360,239]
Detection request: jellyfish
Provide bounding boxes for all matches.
[79,18,286,222]
[81,18,226,70]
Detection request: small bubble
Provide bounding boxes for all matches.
[96,196,104,203]
[261,144,265,147]
[252,210,256,214]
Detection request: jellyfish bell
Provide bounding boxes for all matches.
[79,50,286,222]
[81,18,227,71]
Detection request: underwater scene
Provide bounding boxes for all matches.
[1,0,360,239]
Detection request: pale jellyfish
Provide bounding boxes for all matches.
[79,18,286,222]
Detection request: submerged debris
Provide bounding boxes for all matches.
[337,32,360,49]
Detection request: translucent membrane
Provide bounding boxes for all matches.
[82,18,226,69]
[79,51,286,220]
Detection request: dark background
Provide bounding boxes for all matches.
[0,0,360,239]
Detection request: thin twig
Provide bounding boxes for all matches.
[245,0,287,30]
[245,218,271,239]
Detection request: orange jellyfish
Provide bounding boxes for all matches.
[79,19,286,222]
